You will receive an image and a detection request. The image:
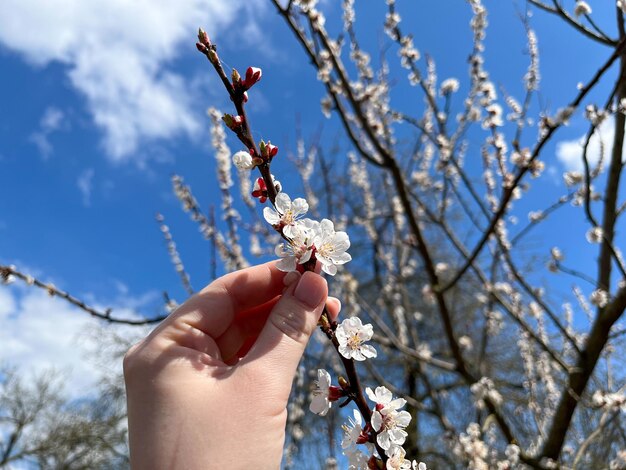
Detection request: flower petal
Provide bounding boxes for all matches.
[395,410,412,426]
[360,344,378,358]
[389,398,407,411]
[298,249,313,264]
[371,411,383,431]
[291,197,309,216]
[275,192,291,213]
[338,344,352,359]
[282,224,296,238]
[388,428,407,446]
[331,252,352,265]
[309,395,330,416]
[332,231,351,251]
[322,263,337,276]
[276,256,297,272]
[264,207,281,225]
[377,430,392,450]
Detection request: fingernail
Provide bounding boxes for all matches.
[327,297,342,311]
[294,272,326,308]
[283,271,300,287]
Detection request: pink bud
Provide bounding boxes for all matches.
[251,178,268,203]
[266,142,278,158]
[259,140,278,160]
[196,42,208,53]
[243,66,262,89]
[222,114,244,130]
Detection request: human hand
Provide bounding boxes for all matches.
[123,261,340,469]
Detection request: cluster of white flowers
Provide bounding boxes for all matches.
[233,147,354,276]
[271,214,352,276]
[306,322,430,466]
[470,377,503,410]
[310,375,429,468]
[453,423,489,470]
[563,171,584,187]
[591,389,626,413]
[585,104,608,126]
[350,385,427,468]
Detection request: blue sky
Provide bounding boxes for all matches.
[0,0,624,400]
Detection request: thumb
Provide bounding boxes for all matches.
[243,271,327,380]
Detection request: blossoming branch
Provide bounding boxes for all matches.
[196,27,427,469]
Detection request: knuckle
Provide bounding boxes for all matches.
[122,341,146,377]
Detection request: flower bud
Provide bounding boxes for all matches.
[338,376,350,390]
[222,113,244,130]
[198,28,211,47]
[243,66,262,89]
[196,42,208,54]
[252,177,268,203]
[233,150,255,170]
[260,140,278,159]
[231,68,242,88]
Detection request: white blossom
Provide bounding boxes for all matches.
[366,386,412,450]
[459,335,473,351]
[482,104,503,128]
[274,220,315,272]
[311,219,352,276]
[529,211,545,223]
[440,78,460,96]
[309,369,333,416]
[551,247,564,262]
[386,445,411,469]
[470,377,502,409]
[574,2,592,17]
[336,317,377,361]
[264,192,309,238]
[586,226,604,243]
[564,171,584,186]
[341,408,364,454]
[590,289,609,308]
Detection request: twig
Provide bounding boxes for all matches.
[0,265,165,325]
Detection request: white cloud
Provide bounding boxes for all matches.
[28,106,66,159]
[0,0,264,162]
[0,283,153,398]
[77,168,95,206]
[556,116,626,172]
